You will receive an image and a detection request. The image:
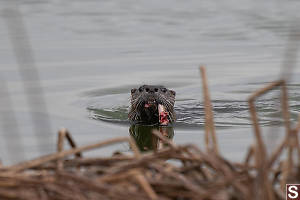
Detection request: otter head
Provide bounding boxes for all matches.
[128,85,176,125]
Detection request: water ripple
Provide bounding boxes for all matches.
[87,94,300,129]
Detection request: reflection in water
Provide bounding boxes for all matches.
[129,125,174,152]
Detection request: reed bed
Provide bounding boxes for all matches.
[0,67,299,200]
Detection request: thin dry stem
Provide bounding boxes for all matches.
[200,66,219,155]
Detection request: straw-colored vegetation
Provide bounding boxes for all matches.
[0,67,299,200]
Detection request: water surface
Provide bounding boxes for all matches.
[0,0,300,164]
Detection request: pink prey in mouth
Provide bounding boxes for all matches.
[158,104,169,125]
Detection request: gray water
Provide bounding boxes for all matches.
[0,0,300,164]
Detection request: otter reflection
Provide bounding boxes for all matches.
[129,125,174,152]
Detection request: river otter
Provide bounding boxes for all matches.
[128,85,176,125]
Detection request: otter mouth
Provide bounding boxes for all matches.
[144,100,157,108]
[143,100,169,125]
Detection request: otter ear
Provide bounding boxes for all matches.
[170,90,176,96]
[131,88,137,94]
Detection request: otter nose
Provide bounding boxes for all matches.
[145,87,159,93]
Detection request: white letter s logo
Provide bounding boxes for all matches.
[288,186,299,199]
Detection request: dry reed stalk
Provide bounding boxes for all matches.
[280,81,295,189]
[150,163,206,196]
[247,81,283,163]
[293,129,300,166]
[248,81,283,101]
[247,79,300,198]
[280,130,300,192]
[281,81,291,131]
[247,80,287,200]
[98,169,139,183]
[63,156,134,166]
[187,145,251,199]
[248,100,267,166]
[128,136,158,200]
[57,129,65,171]
[19,156,134,171]
[199,66,219,155]
[280,160,289,191]
[1,137,134,174]
[134,171,159,200]
[152,130,177,149]
[57,128,82,171]
[268,136,288,168]
[129,136,142,158]
[296,114,300,132]
[295,114,300,164]
[97,147,183,177]
[244,145,255,166]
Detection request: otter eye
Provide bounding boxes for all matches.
[145,88,150,92]
[154,88,158,92]
[131,88,137,94]
[170,90,176,96]
[161,88,167,93]
[139,88,143,92]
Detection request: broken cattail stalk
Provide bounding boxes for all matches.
[200,66,219,155]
